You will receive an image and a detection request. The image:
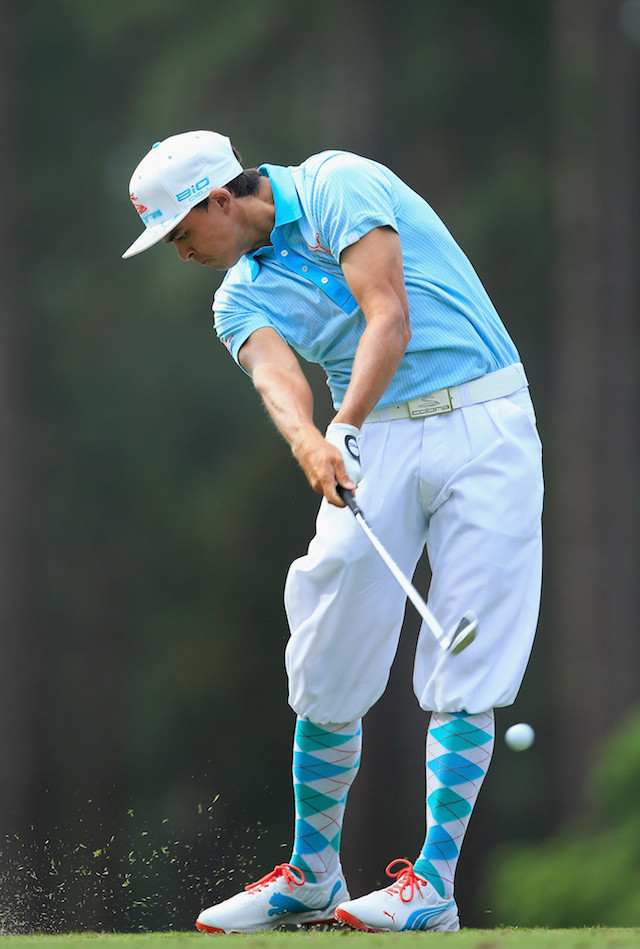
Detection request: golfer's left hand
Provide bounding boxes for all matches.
[325,423,362,487]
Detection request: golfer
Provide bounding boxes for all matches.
[123,130,543,933]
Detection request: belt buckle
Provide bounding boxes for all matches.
[408,387,453,418]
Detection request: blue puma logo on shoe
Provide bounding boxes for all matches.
[268,879,342,918]
[405,901,456,930]
[268,894,312,917]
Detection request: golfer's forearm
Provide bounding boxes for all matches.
[333,308,410,428]
[337,225,412,427]
[251,361,319,452]
[252,359,356,504]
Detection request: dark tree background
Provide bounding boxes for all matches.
[0,0,638,932]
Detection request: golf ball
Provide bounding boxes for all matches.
[505,723,535,751]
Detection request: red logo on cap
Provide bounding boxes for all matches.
[130,192,148,215]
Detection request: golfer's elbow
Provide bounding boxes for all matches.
[401,312,412,347]
[395,302,412,350]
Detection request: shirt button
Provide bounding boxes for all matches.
[301,265,309,272]
[280,249,288,257]
[321,276,329,284]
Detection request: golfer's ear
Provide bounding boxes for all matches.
[208,188,232,212]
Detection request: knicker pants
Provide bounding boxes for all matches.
[284,388,543,724]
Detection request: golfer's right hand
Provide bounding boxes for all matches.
[293,427,360,506]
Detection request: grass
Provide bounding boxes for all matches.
[0,929,639,949]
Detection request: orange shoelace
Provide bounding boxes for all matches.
[245,863,306,894]
[384,859,429,902]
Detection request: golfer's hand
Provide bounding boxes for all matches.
[293,428,358,506]
[325,423,362,486]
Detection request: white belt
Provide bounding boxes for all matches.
[366,363,528,423]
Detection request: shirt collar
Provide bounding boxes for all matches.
[260,163,302,228]
[245,164,301,279]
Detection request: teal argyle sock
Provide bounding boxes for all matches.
[414,710,495,899]
[289,718,362,883]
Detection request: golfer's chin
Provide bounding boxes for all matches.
[199,256,234,271]
[210,250,247,271]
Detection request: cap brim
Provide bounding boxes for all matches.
[122,208,191,259]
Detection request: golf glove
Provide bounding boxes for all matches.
[325,422,362,486]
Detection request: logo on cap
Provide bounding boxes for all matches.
[130,193,147,215]
[176,178,211,203]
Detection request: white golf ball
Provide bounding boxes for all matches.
[505,723,535,751]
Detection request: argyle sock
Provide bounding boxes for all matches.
[289,718,362,883]
[413,710,495,899]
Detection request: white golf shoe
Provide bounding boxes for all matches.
[334,859,460,932]
[195,862,349,934]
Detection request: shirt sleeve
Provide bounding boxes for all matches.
[213,307,272,368]
[213,274,276,369]
[305,152,399,260]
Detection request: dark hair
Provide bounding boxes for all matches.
[195,145,260,208]
[222,168,261,197]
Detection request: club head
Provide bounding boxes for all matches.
[448,611,478,654]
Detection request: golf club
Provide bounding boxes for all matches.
[337,485,477,654]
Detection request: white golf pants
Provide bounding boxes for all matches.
[284,387,543,723]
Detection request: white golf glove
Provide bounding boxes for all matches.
[325,422,363,486]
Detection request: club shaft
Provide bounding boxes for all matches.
[350,511,448,648]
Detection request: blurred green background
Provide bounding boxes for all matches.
[1,0,639,933]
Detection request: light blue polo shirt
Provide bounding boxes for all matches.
[213,150,519,409]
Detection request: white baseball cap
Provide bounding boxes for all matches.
[122,130,243,259]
